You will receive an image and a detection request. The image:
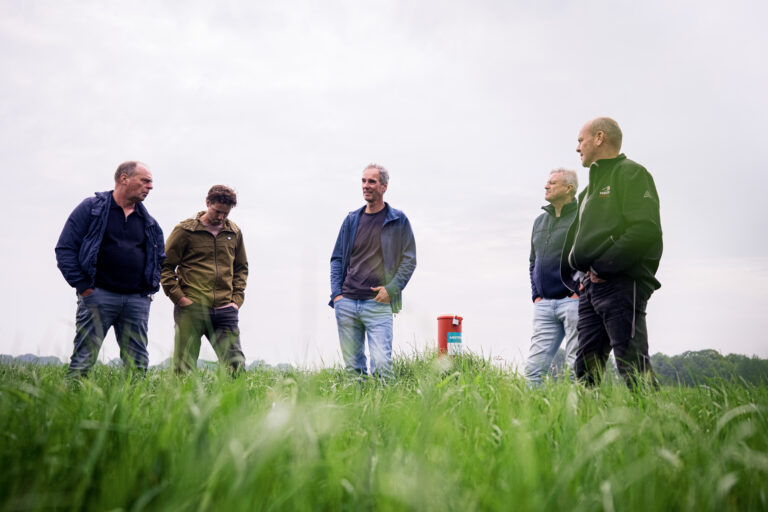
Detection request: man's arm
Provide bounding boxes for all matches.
[559,204,584,293]
[591,167,662,277]
[231,230,248,308]
[329,217,348,304]
[160,225,188,305]
[529,233,541,303]
[383,217,416,299]
[55,199,93,294]
[147,219,166,293]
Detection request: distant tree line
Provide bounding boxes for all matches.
[651,350,768,386]
[4,350,768,386]
[550,349,768,386]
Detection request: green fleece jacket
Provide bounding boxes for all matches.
[161,212,248,308]
[560,154,662,293]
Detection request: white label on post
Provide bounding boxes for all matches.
[447,332,462,355]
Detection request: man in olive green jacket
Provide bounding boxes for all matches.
[161,185,248,373]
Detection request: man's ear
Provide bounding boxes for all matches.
[595,131,605,146]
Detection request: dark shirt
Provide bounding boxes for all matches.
[342,208,387,300]
[94,197,149,293]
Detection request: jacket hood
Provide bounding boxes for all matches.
[178,212,241,234]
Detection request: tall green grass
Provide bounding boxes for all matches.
[1,354,767,511]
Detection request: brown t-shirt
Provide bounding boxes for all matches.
[341,209,387,300]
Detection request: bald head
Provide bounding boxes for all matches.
[588,117,622,151]
[576,117,622,167]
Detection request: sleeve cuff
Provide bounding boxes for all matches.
[75,281,92,294]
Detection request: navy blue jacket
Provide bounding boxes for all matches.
[529,199,579,302]
[55,191,165,294]
[330,203,416,314]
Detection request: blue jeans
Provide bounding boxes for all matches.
[68,288,152,377]
[334,298,393,380]
[525,297,579,386]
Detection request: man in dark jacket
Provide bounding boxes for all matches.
[55,161,165,377]
[161,185,248,374]
[330,164,416,380]
[525,168,580,386]
[561,117,663,389]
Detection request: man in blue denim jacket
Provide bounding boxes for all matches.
[55,161,165,377]
[329,164,416,380]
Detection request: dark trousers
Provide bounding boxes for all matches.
[173,303,245,374]
[574,277,657,389]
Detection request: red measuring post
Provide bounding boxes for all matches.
[437,315,463,356]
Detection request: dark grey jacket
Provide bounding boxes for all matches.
[529,199,579,302]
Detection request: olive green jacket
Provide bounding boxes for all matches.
[161,212,248,308]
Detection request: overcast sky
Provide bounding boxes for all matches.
[1,0,767,369]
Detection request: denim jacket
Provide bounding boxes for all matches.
[55,191,165,294]
[330,203,416,314]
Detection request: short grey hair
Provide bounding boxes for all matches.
[551,168,578,195]
[114,161,146,182]
[364,163,389,186]
[589,117,623,151]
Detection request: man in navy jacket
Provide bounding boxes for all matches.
[330,164,416,380]
[55,161,165,377]
[562,118,663,389]
[525,169,580,386]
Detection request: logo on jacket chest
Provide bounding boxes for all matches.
[599,185,611,198]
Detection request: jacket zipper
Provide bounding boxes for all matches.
[212,232,219,306]
[570,194,590,269]
[571,163,601,269]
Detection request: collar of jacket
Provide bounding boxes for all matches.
[108,193,145,218]
[93,190,157,227]
[589,153,626,175]
[350,202,403,225]
[177,211,239,234]
[541,198,578,217]
[588,153,627,192]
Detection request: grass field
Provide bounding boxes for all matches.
[1,354,767,511]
